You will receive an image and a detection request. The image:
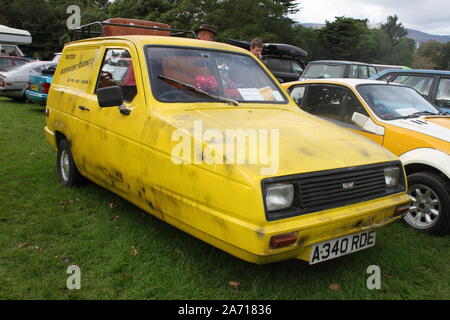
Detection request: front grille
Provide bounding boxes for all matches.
[299,167,387,208]
[262,161,405,221]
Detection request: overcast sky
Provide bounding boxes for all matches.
[289,0,450,35]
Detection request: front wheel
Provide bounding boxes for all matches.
[405,172,450,235]
[57,138,84,187]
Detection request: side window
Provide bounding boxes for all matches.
[349,65,358,78]
[289,86,306,106]
[368,66,378,77]
[0,59,12,70]
[96,49,137,102]
[392,75,433,96]
[3,46,20,57]
[292,62,303,74]
[14,59,27,67]
[303,85,368,124]
[33,64,55,74]
[358,66,369,79]
[435,78,450,109]
[378,73,395,81]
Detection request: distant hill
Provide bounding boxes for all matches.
[298,23,450,45]
[405,29,450,45]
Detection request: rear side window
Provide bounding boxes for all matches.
[368,66,377,77]
[436,78,450,100]
[0,58,13,70]
[265,58,302,74]
[392,75,433,96]
[96,49,137,102]
[2,45,21,57]
[33,64,56,73]
[349,65,358,78]
[358,66,369,79]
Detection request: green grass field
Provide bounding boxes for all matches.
[0,96,449,300]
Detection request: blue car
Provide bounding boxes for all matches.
[370,69,450,113]
[25,65,56,105]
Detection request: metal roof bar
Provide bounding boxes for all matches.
[70,21,196,41]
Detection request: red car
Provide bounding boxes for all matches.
[0,56,30,72]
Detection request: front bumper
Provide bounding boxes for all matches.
[164,192,411,264]
[255,193,411,264]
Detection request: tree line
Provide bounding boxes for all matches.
[0,0,449,70]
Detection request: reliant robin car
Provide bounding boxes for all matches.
[44,20,411,264]
[283,78,450,235]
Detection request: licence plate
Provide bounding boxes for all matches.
[31,84,39,91]
[310,230,376,264]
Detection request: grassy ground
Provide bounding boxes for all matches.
[0,96,449,300]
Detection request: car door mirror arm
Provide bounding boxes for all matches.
[352,112,385,136]
[118,104,131,116]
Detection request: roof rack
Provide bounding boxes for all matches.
[70,20,196,41]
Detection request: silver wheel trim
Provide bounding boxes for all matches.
[405,183,441,229]
[60,149,70,182]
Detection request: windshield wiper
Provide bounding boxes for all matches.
[404,111,438,119]
[158,74,239,106]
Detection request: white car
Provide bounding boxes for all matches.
[0,61,56,100]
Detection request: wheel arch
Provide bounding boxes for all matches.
[400,148,450,182]
[55,131,67,148]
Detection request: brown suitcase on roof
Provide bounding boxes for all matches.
[102,18,171,36]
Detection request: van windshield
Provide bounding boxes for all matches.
[146,46,287,104]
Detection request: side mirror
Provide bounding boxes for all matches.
[97,86,123,108]
[351,112,385,136]
[351,112,369,128]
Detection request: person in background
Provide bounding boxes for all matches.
[250,38,263,59]
[0,49,7,56]
[195,24,217,41]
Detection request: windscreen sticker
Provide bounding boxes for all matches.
[272,91,284,102]
[238,88,264,101]
[396,108,418,116]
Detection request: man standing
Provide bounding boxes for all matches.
[250,38,263,59]
[195,24,218,41]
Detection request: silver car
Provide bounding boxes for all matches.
[0,61,56,100]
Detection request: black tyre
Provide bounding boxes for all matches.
[57,138,84,187]
[405,172,450,235]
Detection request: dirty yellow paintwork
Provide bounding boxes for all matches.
[45,36,410,264]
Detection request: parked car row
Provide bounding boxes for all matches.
[0,61,57,100]
[0,53,60,104]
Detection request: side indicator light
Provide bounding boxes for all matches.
[270,233,297,249]
[395,203,411,215]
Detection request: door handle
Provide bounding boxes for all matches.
[78,105,90,111]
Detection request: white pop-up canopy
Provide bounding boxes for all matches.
[0,25,32,44]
